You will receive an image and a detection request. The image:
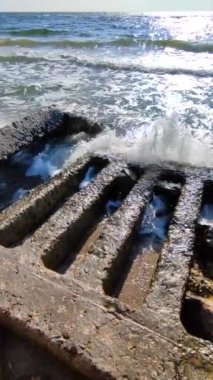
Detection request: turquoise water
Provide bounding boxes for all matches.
[0,12,212,165]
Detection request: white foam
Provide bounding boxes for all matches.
[26,142,72,180]
[12,188,29,203]
[79,166,97,189]
[66,115,213,169]
[138,193,169,241]
[200,204,213,225]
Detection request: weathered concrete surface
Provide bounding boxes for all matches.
[0,156,109,247]
[0,115,212,379]
[37,162,127,270]
[0,108,102,160]
[118,246,159,308]
[0,109,103,217]
[69,171,157,295]
[0,327,85,380]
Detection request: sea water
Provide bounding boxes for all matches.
[0,12,212,168]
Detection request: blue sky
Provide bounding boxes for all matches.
[0,0,212,12]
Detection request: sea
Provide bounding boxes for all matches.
[0,12,212,168]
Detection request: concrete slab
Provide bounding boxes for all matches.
[0,112,212,379]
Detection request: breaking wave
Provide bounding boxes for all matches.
[64,55,213,78]
[0,37,212,53]
[1,52,212,78]
[147,39,213,53]
[112,38,213,53]
[67,116,213,169]
[4,84,43,96]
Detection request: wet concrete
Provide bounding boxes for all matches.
[0,112,212,379]
[181,180,213,344]
[113,181,182,307]
[0,108,102,161]
[0,108,102,213]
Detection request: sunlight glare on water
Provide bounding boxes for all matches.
[0,12,212,167]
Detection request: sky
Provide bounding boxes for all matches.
[0,0,212,12]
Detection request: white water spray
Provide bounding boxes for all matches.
[66,115,213,169]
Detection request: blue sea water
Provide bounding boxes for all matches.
[0,12,212,166]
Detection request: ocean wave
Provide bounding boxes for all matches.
[148,39,213,53]
[0,38,98,48]
[0,38,41,47]
[0,55,47,63]
[0,37,212,53]
[9,28,64,37]
[67,116,213,169]
[0,51,212,78]
[111,37,213,53]
[4,84,43,97]
[64,55,213,78]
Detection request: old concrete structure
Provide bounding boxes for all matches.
[0,110,212,379]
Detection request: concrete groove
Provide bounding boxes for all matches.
[0,112,212,379]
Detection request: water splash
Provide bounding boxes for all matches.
[105,199,122,216]
[12,188,29,203]
[138,193,170,245]
[79,166,98,189]
[26,142,73,180]
[66,115,213,168]
[200,204,213,223]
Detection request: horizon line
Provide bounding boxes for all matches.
[0,10,212,13]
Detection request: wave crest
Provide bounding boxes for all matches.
[64,55,213,78]
[0,37,212,53]
[0,55,46,63]
[0,51,212,78]
[67,116,213,169]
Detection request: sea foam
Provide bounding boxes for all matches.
[66,115,213,169]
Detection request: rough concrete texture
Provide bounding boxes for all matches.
[0,108,102,160]
[0,327,86,380]
[0,116,212,379]
[0,156,103,247]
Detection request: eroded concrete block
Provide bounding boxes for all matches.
[0,112,212,379]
